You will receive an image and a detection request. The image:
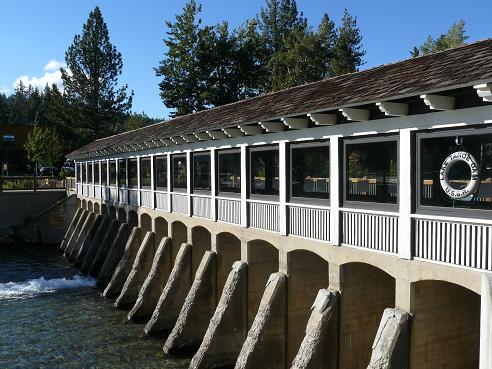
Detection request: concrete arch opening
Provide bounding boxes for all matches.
[128,210,138,228]
[117,208,127,223]
[76,198,81,209]
[140,213,152,234]
[154,217,168,245]
[191,226,211,276]
[108,206,117,220]
[171,221,188,263]
[101,204,108,217]
[216,232,241,299]
[339,262,395,369]
[410,280,480,369]
[287,249,329,365]
[247,240,279,327]
[81,199,87,210]
[87,201,93,212]
[93,202,100,214]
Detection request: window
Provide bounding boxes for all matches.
[94,161,100,185]
[87,162,93,183]
[140,157,151,188]
[118,159,127,187]
[2,134,14,142]
[128,159,138,188]
[193,153,211,192]
[345,138,398,204]
[218,150,241,194]
[101,161,108,186]
[77,163,82,182]
[172,155,187,191]
[109,160,117,186]
[419,130,492,211]
[250,147,279,196]
[155,156,167,190]
[291,143,330,199]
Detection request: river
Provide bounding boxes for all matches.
[0,243,190,369]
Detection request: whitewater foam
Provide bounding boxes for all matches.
[0,275,96,300]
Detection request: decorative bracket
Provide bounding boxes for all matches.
[281,117,309,129]
[239,125,263,135]
[474,83,492,102]
[420,94,455,110]
[259,120,285,132]
[376,102,409,116]
[339,107,370,121]
[307,113,337,125]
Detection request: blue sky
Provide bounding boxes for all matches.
[1,0,491,119]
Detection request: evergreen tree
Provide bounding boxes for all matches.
[0,93,9,124]
[24,124,62,173]
[9,81,29,124]
[317,13,337,78]
[412,20,468,57]
[45,84,76,152]
[155,0,205,117]
[122,112,161,132]
[61,6,133,142]
[329,9,365,76]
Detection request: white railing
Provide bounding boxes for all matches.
[82,184,88,196]
[192,195,212,219]
[217,197,241,225]
[109,187,118,202]
[94,185,101,199]
[76,183,82,194]
[129,189,139,206]
[155,191,168,211]
[249,200,280,232]
[141,190,153,208]
[414,216,492,271]
[288,205,330,241]
[119,188,128,204]
[172,193,188,214]
[101,186,109,201]
[341,209,399,253]
[88,184,94,198]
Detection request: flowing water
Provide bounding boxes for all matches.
[0,244,190,369]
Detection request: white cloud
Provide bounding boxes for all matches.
[13,60,66,91]
[0,86,9,95]
[44,60,65,72]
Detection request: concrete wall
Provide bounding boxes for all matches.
[216,232,242,300]
[191,226,212,276]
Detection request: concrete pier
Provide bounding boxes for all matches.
[114,231,155,309]
[128,237,173,321]
[73,214,102,265]
[367,308,410,369]
[79,216,109,271]
[190,261,248,369]
[235,272,287,369]
[59,208,82,251]
[63,210,89,257]
[88,219,119,277]
[163,251,217,356]
[144,243,193,335]
[480,274,492,369]
[103,227,142,298]
[61,209,86,253]
[291,289,339,369]
[66,212,96,261]
[96,223,131,289]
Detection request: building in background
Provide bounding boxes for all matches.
[0,124,33,175]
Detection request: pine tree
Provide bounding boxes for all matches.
[155,0,205,117]
[9,81,29,124]
[329,9,365,76]
[412,20,468,57]
[317,13,337,78]
[0,93,10,124]
[61,6,133,142]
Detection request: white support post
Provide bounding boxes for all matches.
[85,162,88,196]
[240,144,248,228]
[210,148,217,221]
[398,128,412,259]
[115,159,120,203]
[137,157,141,206]
[186,151,192,217]
[150,154,155,209]
[167,153,172,213]
[75,162,78,193]
[329,136,341,246]
[106,159,110,190]
[279,141,288,236]
[91,161,95,196]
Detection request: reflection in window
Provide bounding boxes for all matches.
[87,163,93,183]
[173,155,187,190]
[109,161,117,186]
[128,159,138,188]
[345,140,398,204]
[251,148,279,196]
[420,132,492,210]
[193,153,211,192]
[101,161,108,186]
[291,144,330,199]
[118,159,127,187]
[155,156,167,190]
[140,157,151,188]
[218,151,240,194]
[94,162,100,184]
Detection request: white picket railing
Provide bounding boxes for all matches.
[217,197,241,225]
[141,190,153,208]
[288,205,330,241]
[128,189,139,206]
[109,187,118,202]
[192,195,212,219]
[249,200,280,232]
[172,193,188,214]
[155,191,168,211]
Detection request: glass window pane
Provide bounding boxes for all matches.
[118,159,127,187]
[87,163,93,183]
[155,156,167,190]
[94,162,100,184]
[420,133,492,210]
[78,163,82,182]
[251,148,279,196]
[128,159,138,187]
[193,154,211,191]
[173,155,187,190]
[346,140,398,204]
[218,151,241,194]
[101,161,107,186]
[140,158,152,188]
[109,160,116,186]
[291,144,330,199]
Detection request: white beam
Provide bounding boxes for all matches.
[307,113,337,125]
[194,132,212,141]
[259,120,285,132]
[376,102,409,116]
[339,107,370,121]
[474,83,492,102]
[207,130,228,140]
[281,117,309,129]
[420,94,455,110]
[182,134,198,143]
[239,125,263,135]
[222,128,244,138]
[160,138,173,146]
[171,136,186,145]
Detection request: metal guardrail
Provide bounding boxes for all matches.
[0,176,76,192]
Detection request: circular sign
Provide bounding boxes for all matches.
[439,151,480,199]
